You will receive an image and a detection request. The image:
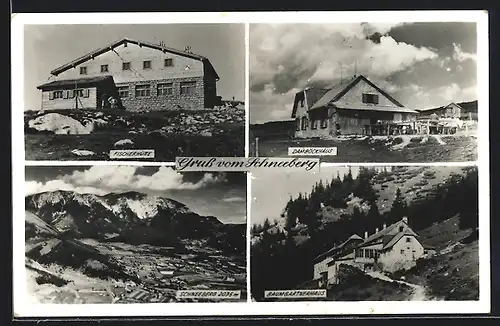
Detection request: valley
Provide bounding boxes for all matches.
[25,190,247,303]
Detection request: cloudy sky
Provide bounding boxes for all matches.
[251,166,360,226]
[249,22,478,123]
[25,166,247,224]
[23,24,245,110]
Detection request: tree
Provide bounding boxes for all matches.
[353,167,378,202]
[367,200,381,220]
[263,218,271,231]
[389,188,408,221]
[343,167,354,184]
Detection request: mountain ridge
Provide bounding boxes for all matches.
[25,190,244,253]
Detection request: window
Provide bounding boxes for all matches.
[100,64,109,73]
[157,83,173,96]
[164,58,173,67]
[117,86,129,98]
[51,90,64,99]
[406,237,411,243]
[80,67,87,75]
[311,119,318,130]
[364,249,377,259]
[320,119,328,129]
[143,60,152,69]
[301,117,308,130]
[295,118,300,131]
[362,93,379,105]
[122,62,131,71]
[399,226,404,232]
[400,249,404,254]
[180,81,196,96]
[70,89,84,98]
[135,84,151,97]
[355,249,364,258]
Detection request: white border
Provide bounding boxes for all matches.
[12,11,490,317]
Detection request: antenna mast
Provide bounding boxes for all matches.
[354,61,357,77]
[339,62,343,83]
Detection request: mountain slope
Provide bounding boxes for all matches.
[25,210,133,282]
[25,190,244,252]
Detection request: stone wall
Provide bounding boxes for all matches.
[117,76,206,111]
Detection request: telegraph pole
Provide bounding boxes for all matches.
[75,80,78,109]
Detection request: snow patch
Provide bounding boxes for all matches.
[125,198,160,219]
[71,149,95,156]
[28,113,95,135]
[114,139,134,147]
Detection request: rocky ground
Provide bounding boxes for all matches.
[24,104,245,161]
[251,132,477,162]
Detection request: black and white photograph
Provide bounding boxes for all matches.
[249,23,479,162]
[251,165,479,301]
[24,166,247,303]
[23,24,245,161]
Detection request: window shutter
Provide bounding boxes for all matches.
[63,90,69,99]
[84,89,90,98]
[49,92,54,100]
[362,94,367,103]
[374,94,379,105]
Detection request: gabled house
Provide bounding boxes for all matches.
[37,38,220,111]
[291,75,418,138]
[417,102,463,120]
[313,234,363,281]
[313,217,426,286]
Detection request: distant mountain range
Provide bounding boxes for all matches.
[25,190,245,253]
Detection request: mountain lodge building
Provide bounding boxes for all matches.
[313,217,426,286]
[291,75,419,138]
[36,38,220,111]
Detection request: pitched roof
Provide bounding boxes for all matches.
[417,102,463,112]
[291,87,330,118]
[357,219,419,251]
[381,230,418,250]
[309,75,406,111]
[313,234,363,263]
[49,38,219,80]
[37,75,115,90]
[309,76,358,111]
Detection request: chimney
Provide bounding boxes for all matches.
[402,216,408,224]
[383,223,387,229]
[364,231,368,239]
[375,228,379,233]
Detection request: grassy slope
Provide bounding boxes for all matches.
[287,167,478,301]
[392,216,479,301]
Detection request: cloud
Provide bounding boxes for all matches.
[222,196,246,203]
[453,43,477,62]
[403,82,477,109]
[26,166,225,196]
[249,23,442,122]
[250,23,436,95]
[25,180,108,196]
